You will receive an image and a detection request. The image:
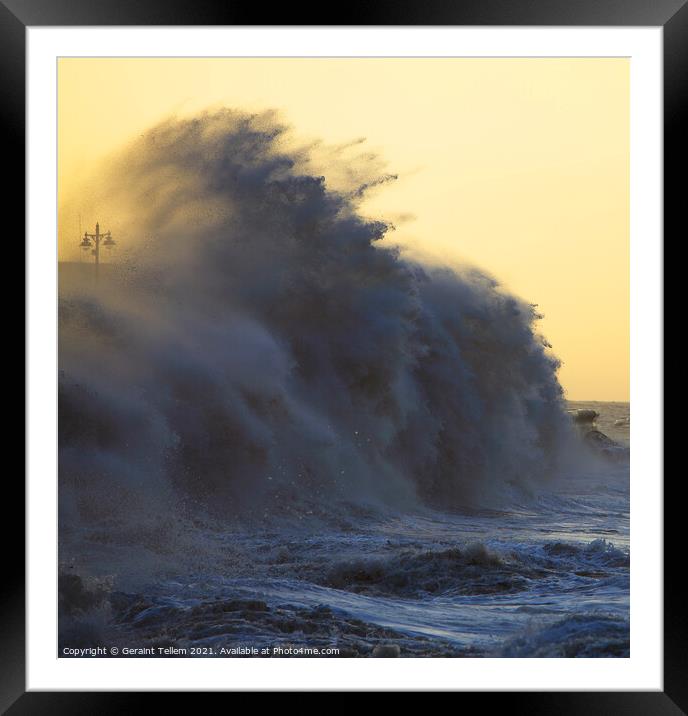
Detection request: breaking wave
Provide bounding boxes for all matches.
[320,538,628,598]
[59,108,573,526]
[498,613,630,658]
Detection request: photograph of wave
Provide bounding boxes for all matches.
[58,64,630,658]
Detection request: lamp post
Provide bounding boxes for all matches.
[80,222,115,279]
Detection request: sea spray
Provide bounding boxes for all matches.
[59,109,572,525]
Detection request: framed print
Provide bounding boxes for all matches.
[9,0,676,707]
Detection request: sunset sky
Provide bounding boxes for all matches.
[58,58,629,402]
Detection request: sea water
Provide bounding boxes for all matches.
[59,401,628,658]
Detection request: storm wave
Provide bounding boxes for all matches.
[59,109,571,525]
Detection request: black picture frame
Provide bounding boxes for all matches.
[7,0,674,708]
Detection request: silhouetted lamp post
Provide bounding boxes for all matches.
[80,222,115,279]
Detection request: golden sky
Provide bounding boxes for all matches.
[58,58,629,401]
